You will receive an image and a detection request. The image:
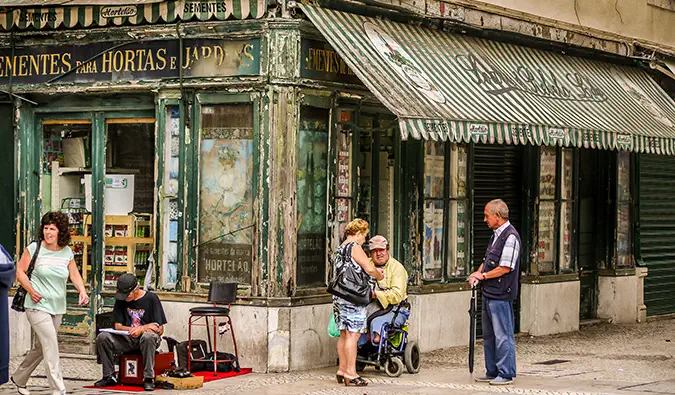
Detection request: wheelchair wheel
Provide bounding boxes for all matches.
[356,361,366,372]
[384,356,404,377]
[404,341,421,374]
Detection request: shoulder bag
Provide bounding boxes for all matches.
[327,243,371,306]
[11,241,41,312]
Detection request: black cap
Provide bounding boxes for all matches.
[115,273,138,301]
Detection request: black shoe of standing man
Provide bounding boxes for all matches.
[144,378,155,391]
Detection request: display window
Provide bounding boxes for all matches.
[536,146,575,274]
[296,106,329,287]
[196,103,255,285]
[422,141,467,281]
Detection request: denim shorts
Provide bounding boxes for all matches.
[333,296,367,333]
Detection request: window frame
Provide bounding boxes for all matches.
[191,93,260,292]
[535,146,578,275]
[422,141,469,283]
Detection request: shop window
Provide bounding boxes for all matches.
[296,107,329,287]
[334,110,353,242]
[197,104,254,285]
[423,141,468,281]
[537,146,574,274]
[616,152,632,268]
[161,106,180,287]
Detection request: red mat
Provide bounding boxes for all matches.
[83,368,252,392]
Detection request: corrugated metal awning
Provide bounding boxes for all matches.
[300,4,675,155]
[0,0,265,30]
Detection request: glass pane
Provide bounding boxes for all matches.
[617,152,630,202]
[561,149,573,201]
[538,201,556,273]
[198,104,254,285]
[424,141,444,198]
[455,144,468,198]
[335,115,352,242]
[297,107,329,287]
[423,200,444,280]
[559,201,573,272]
[617,202,631,267]
[539,146,557,199]
[162,106,180,288]
[447,200,467,278]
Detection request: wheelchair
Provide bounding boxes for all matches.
[355,300,421,377]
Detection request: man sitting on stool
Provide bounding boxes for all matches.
[95,273,167,391]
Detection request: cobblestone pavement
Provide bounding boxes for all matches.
[2,319,674,395]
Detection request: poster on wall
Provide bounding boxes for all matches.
[539,148,556,199]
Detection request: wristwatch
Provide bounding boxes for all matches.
[481,272,487,280]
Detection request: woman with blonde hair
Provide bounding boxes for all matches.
[333,219,383,387]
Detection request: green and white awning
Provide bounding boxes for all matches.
[0,0,265,30]
[300,5,675,155]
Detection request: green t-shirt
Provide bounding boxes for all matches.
[23,242,74,315]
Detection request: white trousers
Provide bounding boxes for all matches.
[12,309,65,393]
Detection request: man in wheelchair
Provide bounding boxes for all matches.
[361,235,409,346]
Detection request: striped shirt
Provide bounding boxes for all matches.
[491,221,520,270]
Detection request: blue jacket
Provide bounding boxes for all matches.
[0,245,16,385]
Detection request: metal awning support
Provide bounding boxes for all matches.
[0,90,37,105]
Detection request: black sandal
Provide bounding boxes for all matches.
[336,374,344,383]
[344,376,368,386]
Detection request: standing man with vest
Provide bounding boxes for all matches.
[468,199,520,386]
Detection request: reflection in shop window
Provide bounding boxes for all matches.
[297,107,329,287]
[423,142,468,281]
[616,152,631,268]
[198,104,254,285]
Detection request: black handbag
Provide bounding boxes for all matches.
[11,241,41,313]
[327,243,371,306]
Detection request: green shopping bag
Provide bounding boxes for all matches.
[327,312,340,338]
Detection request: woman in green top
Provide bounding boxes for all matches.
[11,212,89,395]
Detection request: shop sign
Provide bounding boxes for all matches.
[617,134,632,146]
[364,22,446,104]
[455,53,608,103]
[469,123,488,137]
[547,127,567,141]
[296,233,326,286]
[301,38,362,85]
[0,38,260,85]
[100,6,138,18]
[198,242,251,285]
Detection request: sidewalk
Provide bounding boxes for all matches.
[2,318,674,394]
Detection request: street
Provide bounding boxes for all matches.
[2,318,674,394]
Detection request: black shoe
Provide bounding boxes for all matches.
[94,376,117,387]
[143,378,155,391]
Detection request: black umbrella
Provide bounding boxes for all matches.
[468,285,477,374]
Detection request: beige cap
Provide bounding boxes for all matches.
[369,235,388,250]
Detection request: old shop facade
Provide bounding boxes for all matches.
[3,1,675,372]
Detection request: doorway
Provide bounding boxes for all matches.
[472,144,524,335]
[578,149,611,320]
[38,113,155,353]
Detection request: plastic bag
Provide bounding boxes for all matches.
[327,312,340,338]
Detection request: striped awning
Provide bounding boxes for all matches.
[0,0,265,30]
[300,5,675,155]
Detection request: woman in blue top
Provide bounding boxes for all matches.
[11,212,89,395]
[333,219,383,387]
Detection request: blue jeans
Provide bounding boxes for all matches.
[482,298,516,379]
[358,308,410,346]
